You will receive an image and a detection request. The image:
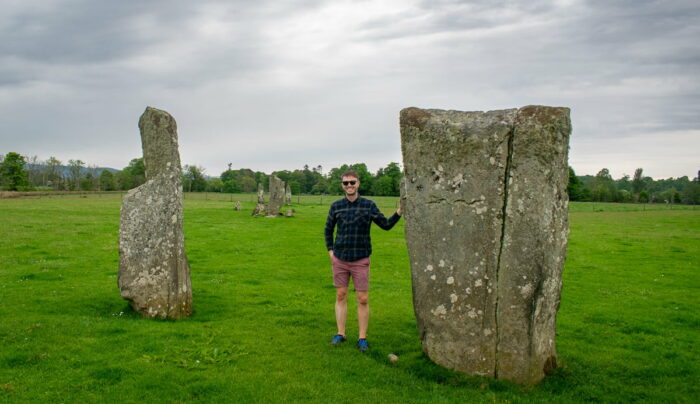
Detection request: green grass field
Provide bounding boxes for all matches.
[1,194,698,403]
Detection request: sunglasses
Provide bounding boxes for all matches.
[342,180,357,186]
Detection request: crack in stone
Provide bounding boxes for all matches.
[494,124,516,378]
[428,197,483,205]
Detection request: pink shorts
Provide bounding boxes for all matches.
[332,256,370,291]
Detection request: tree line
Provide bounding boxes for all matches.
[568,167,700,205]
[1,152,698,204]
[0,153,146,192]
[0,153,403,197]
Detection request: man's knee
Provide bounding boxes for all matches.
[336,288,348,301]
[357,292,369,305]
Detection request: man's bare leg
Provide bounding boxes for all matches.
[357,291,369,339]
[335,287,348,336]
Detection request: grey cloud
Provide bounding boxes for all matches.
[0,0,698,178]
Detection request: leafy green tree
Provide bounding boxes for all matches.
[591,168,618,202]
[80,172,95,191]
[67,159,85,190]
[206,177,223,192]
[117,158,146,190]
[377,162,402,196]
[255,171,268,190]
[221,168,259,192]
[222,179,240,193]
[632,168,645,194]
[661,188,681,204]
[44,156,64,189]
[183,165,207,192]
[618,189,633,203]
[311,178,329,195]
[616,174,631,192]
[99,170,116,191]
[0,152,31,191]
[25,155,44,187]
[370,175,394,196]
[288,180,301,195]
[220,169,235,183]
[682,182,700,204]
[638,190,649,203]
[239,177,257,193]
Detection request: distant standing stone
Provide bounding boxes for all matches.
[400,105,570,385]
[119,106,192,319]
[267,176,285,217]
[252,203,266,216]
[257,183,265,204]
[284,209,295,217]
[234,201,241,211]
[285,183,292,206]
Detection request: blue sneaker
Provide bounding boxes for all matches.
[357,338,368,352]
[330,334,346,345]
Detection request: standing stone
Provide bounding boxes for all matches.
[234,201,241,211]
[285,183,292,206]
[267,176,285,217]
[253,183,267,216]
[400,105,570,385]
[119,107,192,319]
[284,209,295,217]
[252,203,266,216]
[257,183,265,204]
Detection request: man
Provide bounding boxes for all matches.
[324,170,402,352]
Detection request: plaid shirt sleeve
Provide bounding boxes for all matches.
[370,201,401,230]
[324,202,338,251]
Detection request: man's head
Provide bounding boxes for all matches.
[341,170,360,197]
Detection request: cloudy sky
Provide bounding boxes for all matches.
[1,0,698,179]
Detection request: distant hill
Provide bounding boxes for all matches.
[24,164,120,176]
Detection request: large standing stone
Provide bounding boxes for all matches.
[267,176,285,217]
[400,106,570,385]
[118,107,192,319]
[285,183,292,206]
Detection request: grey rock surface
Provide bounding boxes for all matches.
[285,183,292,206]
[400,105,570,385]
[252,203,266,216]
[119,106,192,319]
[257,183,265,204]
[234,201,241,211]
[267,176,285,217]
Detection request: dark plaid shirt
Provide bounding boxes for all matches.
[325,196,401,262]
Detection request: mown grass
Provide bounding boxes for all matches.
[0,194,698,403]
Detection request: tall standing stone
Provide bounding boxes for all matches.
[285,183,292,206]
[400,106,570,385]
[118,106,192,319]
[267,176,285,217]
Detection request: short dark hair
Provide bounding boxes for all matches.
[341,170,359,180]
